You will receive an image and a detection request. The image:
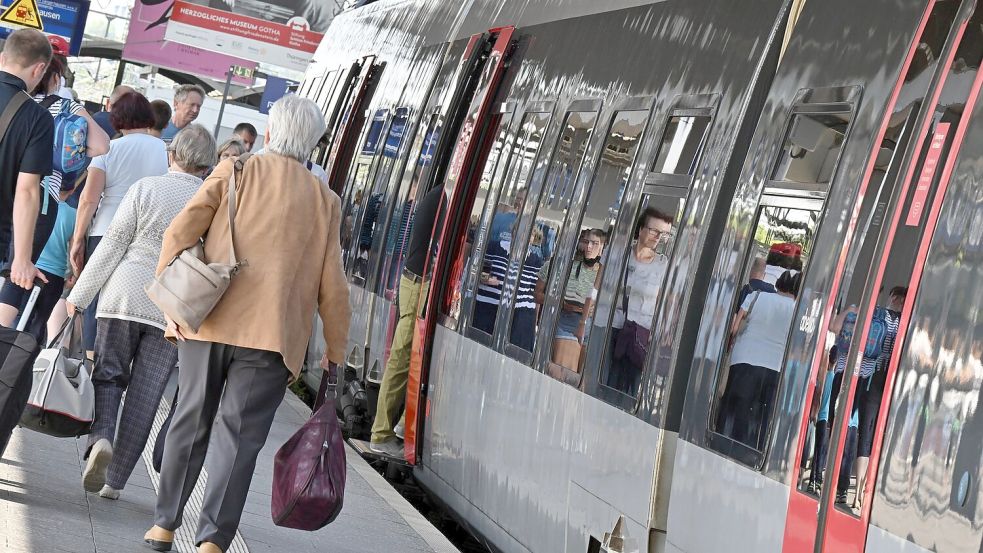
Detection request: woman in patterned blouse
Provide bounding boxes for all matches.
[66,124,216,501]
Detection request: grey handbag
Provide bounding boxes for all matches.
[146,154,251,333]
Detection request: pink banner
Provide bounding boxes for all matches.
[122,0,255,85]
[905,122,950,227]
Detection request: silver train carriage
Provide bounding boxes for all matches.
[294,0,983,552]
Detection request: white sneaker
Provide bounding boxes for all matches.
[98,485,120,500]
[394,421,405,441]
[368,438,403,458]
[83,438,113,493]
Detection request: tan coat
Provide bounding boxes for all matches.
[157,153,350,379]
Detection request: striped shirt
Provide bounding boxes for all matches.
[476,238,509,307]
[34,94,86,203]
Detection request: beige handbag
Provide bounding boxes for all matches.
[146,154,251,333]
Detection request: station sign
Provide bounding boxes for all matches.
[0,0,88,56]
[259,75,299,115]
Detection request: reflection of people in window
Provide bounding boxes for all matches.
[473,231,510,334]
[488,187,527,251]
[383,179,419,293]
[606,208,673,394]
[719,270,801,450]
[354,192,383,278]
[510,227,546,351]
[763,242,802,285]
[550,229,606,369]
[738,256,776,308]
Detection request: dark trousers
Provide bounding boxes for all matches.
[0,196,58,266]
[82,236,101,351]
[88,318,177,489]
[719,363,779,450]
[154,340,289,550]
[0,269,64,344]
[838,426,859,495]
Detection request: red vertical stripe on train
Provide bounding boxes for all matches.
[782,1,939,550]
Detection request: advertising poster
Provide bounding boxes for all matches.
[258,75,299,114]
[0,0,88,55]
[164,0,330,71]
[123,0,256,85]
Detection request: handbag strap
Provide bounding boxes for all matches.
[0,91,30,147]
[227,152,252,269]
[313,362,337,412]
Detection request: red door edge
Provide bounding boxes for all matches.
[821,15,976,553]
[404,27,516,465]
[782,2,940,550]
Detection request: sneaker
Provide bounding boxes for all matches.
[98,485,120,500]
[394,420,405,441]
[83,438,113,493]
[835,490,848,504]
[369,438,403,458]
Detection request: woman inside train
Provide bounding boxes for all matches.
[719,269,802,450]
[605,208,673,395]
[550,228,606,370]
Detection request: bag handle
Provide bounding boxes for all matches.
[313,362,337,412]
[227,152,252,269]
[0,91,30,147]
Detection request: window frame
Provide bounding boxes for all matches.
[647,93,720,185]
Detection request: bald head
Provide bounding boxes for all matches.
[109,85,135,108]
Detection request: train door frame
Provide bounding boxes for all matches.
[325,57,384,196]
[405,27,518,464]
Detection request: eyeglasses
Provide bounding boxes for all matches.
[641,226,668,237]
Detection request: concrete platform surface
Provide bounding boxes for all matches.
[0,387,459,553]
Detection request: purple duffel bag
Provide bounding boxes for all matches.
[272,364,346,530]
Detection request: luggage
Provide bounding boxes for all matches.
[0,278,45,456]
[19,314,94,437]
[271,363,346,530]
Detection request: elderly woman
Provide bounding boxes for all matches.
[67,124,216,500]
[144,95,350,553]
[216,137,247,163]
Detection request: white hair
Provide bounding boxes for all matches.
[266,94,326,162]
[170,123,217,171]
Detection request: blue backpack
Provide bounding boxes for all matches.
[835,310,857,358]
[863,307,889,360]
[42,96,87,185]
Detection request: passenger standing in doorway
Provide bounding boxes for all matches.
[145,95,350,553]
[233,122,257,152]
[549,229,606,370]
[70,92,169,358]
[738,256,776,308]
[720,270,801,449]
[92,85,135,138]
[160,84,205,143]
[606,208,673,394]
[370,183,445,457]
[67,124,217,501]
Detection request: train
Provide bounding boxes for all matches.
[293,0,983,552]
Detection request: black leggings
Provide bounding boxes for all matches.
[1,196,58,265]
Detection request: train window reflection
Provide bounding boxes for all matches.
[599,195,684,397]
[341,109,388,271]
[508,111,597,353]
[651,115,712,175]
[352,108,410,286]
[711,205,819,453]
[444,110,514,323]
[546,109,649,381]
[472,111,550,336]
[772,112,851,184]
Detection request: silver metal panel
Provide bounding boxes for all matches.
[865,525,933,553]
[665,440,789,553]
[427,326,663,552]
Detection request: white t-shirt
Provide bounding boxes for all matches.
[612,252,668,330]
[729,291,796,371]
[88,133,168,236]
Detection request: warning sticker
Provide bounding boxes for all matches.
[0,0,43,31]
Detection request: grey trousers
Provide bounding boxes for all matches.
[153,340,289,550]
[88,318,177,490]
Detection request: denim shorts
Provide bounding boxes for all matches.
[555,310,581,341]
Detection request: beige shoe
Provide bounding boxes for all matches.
[82,438,113,493]
[198,542,223,553]
[143,526,174,552]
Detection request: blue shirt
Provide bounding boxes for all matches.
[160,121,181,143]
[36,202,76,276]
[93,110,115,138]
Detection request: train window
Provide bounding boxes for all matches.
[351,108,411,287]
[709,202,821,462]
[315,70,338,114]
[597,193,685,398]
[507,110,598,354]
[471,111,551,337]
[651,115,712,175]
[772,112,851,184]
[341,109,388,271]
[546,109,650,382]
[443,104,516,324]
[378,116,440,298]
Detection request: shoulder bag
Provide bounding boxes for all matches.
[613,260,651,370]
[146,153,252,332]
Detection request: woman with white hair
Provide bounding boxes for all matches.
[144,95,350,553]
[66,124,217,500]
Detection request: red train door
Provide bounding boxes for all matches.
[784,1,983,550]
[403,27,516,464]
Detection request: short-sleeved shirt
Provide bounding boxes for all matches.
[160,120,181,143]
[92,110,115,138]
[730,291,797,372]
[0,71,54,252]
[404,186,445,277]
[35,94,86,202]
[88,133,168,236]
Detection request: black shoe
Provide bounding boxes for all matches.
[835,490,848,504]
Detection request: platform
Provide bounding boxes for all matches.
[0,383,459,553]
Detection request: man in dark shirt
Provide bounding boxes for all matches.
[92,85,134,138]
[0,29,55,290]
[370,184,445,456]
